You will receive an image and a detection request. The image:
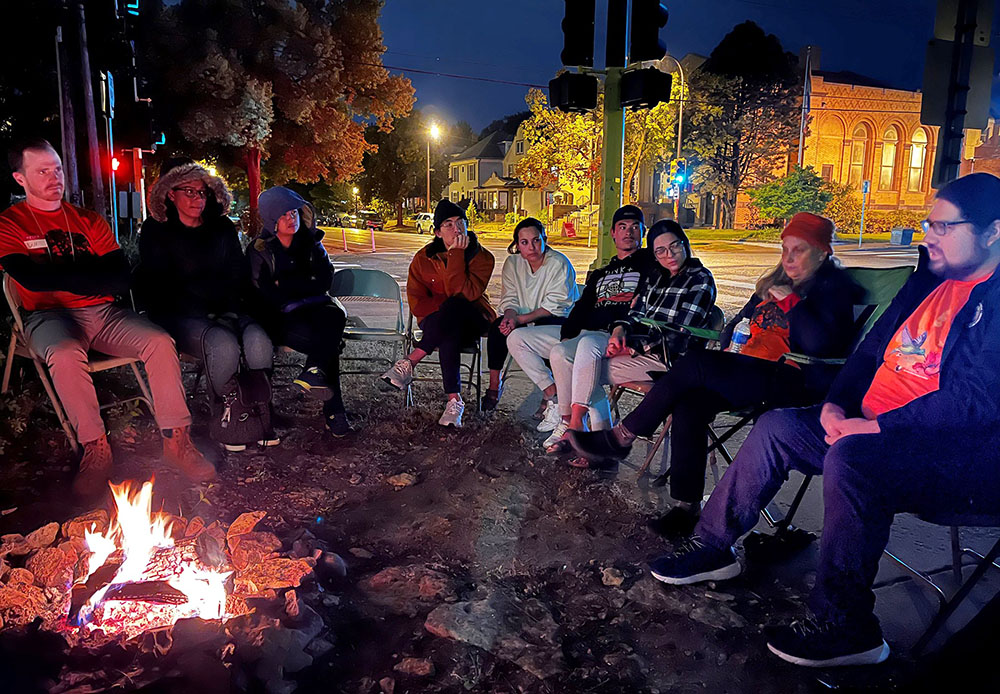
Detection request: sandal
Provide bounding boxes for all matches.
[568,455,618,470]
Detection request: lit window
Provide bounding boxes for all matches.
[908,129,928,192]
[880,127,898,189]
[849,124,869,186]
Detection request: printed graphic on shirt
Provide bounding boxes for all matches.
[594,270,641,306]
[751,301,789,332]
[26,228,96,262]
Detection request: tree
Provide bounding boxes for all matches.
[516,88,601,193]
[686,21,801,228]
[747,165,832,223]
[623,76,683,202]
[137,0,413,230]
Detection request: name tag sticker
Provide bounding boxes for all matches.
[25,238,49,250]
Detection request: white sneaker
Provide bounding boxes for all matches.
[536,400,561,432]
[439,399,465,428]
[381,358,414,390]
[542,420,569,448]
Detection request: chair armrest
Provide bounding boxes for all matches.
[637,317,721,342]
[782,352,846,367]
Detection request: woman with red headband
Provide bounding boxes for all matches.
[569,212,861,537]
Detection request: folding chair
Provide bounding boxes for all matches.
[330,268,411,403]
[406,313,483,411]
[875,511,1000,654]
[1,273,156,453]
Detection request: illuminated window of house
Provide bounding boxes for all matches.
[880,127,898,189]
[849,124,869,186]
[908,129,928,192]
[469,164,476,181]
[821,165,834,181]
[516,140,524,154]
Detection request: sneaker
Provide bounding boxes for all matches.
[162,426,217,482]
[764,618,890,668]
[223,443,247,452]
[73,435,114,497]
[542,420,569,449]
[293,366,332,400]
[380,358,413,390]
[257,432,281,448]
[536,400,561,432]
[326,411,352,437]
[647,506,700,539]
[648,536,742,585]
[439,398,465,427]
[567,428,632,462]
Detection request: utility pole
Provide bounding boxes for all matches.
[595,0,628,269]
[76,1,106,217]
[55,23,81,205]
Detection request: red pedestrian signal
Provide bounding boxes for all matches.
[111,156,120,172]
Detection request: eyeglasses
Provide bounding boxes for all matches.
[653,240,686,257]
[921,218,971,236]
[173,187,208,200]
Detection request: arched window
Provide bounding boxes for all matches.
[879,127,898,190]
[849,124,869,186]
[908,129,928,192]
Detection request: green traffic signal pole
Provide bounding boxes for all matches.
[594,66,625,270]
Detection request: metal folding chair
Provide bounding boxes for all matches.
[1,273,156,453]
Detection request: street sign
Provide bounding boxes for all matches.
[118,191,142,219]
[862,179,870,194]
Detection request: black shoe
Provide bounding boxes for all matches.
[647,506,700,538]
[764,618,890,668]
[648,535,741,585]
[294,366,332,400]
[482,387,502,411]
[326,412,352,437]
[568,429,632,462]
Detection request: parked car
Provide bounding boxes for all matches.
[356,210,385,232]
[414,212,434,234]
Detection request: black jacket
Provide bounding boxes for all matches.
[561,247,656,340]
[247,221,334,317]
[136,214,250,319]
[826,246,1000,435]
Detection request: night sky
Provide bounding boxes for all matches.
[380,0,999,133]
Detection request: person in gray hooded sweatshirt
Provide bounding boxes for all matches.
[249,186,350,436]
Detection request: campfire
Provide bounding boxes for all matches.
[0,479,318,647]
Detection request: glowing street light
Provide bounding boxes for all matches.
[427,123,441,213]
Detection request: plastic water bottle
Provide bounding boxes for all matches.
[729,318,751,354]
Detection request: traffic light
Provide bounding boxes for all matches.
[673,158,687,185]
[559,0,596,67]
[111,156,120,172]
[620,67,672,109]
[630,0,669,63]
[549,72,599,112]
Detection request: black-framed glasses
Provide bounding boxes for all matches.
[173,187,208,199]
[921,218,971,236]
[653,240,685,257]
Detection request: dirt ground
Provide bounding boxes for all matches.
[0,344,933,694]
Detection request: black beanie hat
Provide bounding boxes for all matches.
[612,204,644,227]
[433,199,467,230]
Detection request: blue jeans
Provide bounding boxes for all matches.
[156,314,273,397]
[696,405,1000,628]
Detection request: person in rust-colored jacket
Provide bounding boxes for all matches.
[380,199,495,428]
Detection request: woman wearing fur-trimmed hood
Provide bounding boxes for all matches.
[137,159,278,450]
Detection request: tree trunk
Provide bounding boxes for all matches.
[246,146,262,236]
[396,200,404,228]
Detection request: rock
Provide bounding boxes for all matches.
[234,557,316,596]
[424,591,564,680]
[379,677,395,694]
[625,575,691,615]
[601,567,624,587]
[316,552,348,580]
[60,510,109,540]
[394,657,434,677]
[227,511,268,550]
[322,595,340,607]
[704,590,734,602]
[306,637,335,657]
[349,473,363,485]
[25,522,59,549]
[0,534,31,557]
[24,546,75,588]
[688,603,748,630]
[386,473,418,489]
[349,547,374,559]
[230,532,283,570]
[358,564,457,617]
[284,589,301,618]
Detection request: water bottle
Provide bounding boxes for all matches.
[729,318,751,354]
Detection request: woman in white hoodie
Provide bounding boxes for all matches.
[487,217,579,410]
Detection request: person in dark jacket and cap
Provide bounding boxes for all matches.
[248,186,350,436]
[138,159,278,452]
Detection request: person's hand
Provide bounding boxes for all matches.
[447,233,470,251]
[606,326,628,357]
[819,402,847,439]
[824,417,880,445]
[768,285,794,301]
[498,312,519,336]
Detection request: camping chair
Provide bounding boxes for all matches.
[877,511,1000,654]
[609,305,727,481]
[330,268,410,404]
[1,273,156,453]
[406,313,483,411]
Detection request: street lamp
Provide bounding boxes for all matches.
[352,186,359,214]
[427,123,441,212]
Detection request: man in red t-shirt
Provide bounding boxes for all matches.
[0,138,216,494]
[642,172,1000,669]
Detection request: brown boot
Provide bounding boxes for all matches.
[162,426,217,482]
[73,435,113,497]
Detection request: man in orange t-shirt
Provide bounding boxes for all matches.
[643,172,1000,670]
[0,138,216,495]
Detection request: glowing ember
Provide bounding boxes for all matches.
[71,480,233,638]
